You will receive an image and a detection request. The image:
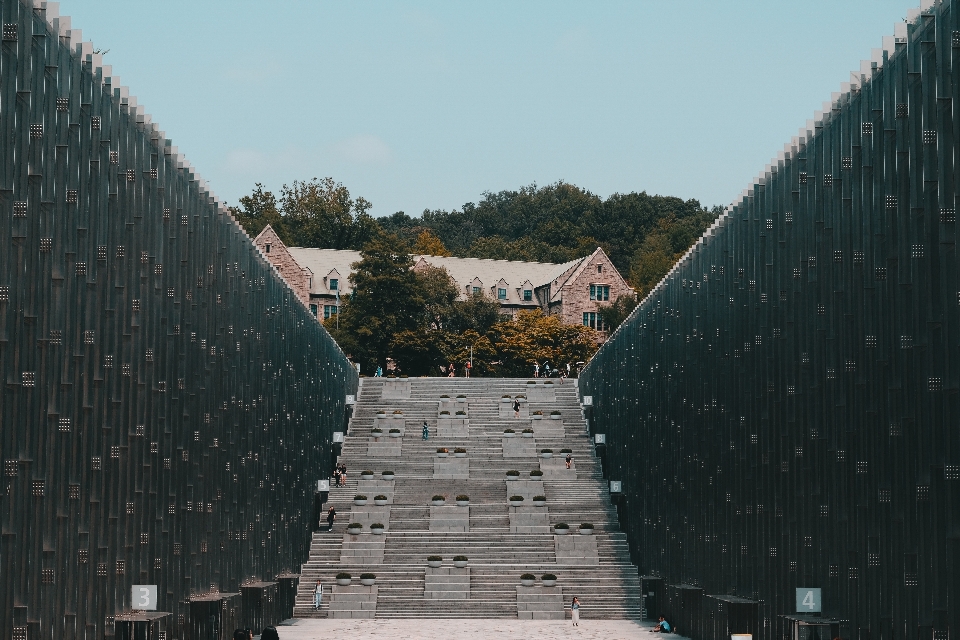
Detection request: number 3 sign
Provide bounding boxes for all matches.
[132,585,158,610]
[796,588,821,613]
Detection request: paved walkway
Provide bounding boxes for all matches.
[278,618,666,639]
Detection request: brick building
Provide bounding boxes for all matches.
[253,225,633,338]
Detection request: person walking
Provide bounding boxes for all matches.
[422,421,429,440]
[513,398,521,419]
[566,362,571,378]
[313,580,323,610]
[571,596,580,626]
[333,467,341,488]
[339,464,347,486]
[326,506,336,532]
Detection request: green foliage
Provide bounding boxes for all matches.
[597,294,639,334]
[327,235,423,372]
[232,178,378,249]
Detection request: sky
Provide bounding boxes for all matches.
[59,0,912,217]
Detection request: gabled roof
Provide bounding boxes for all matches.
[286,247,363,295]
[548,246,617,303]
[415,255,584,298]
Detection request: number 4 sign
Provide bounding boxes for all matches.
[796,588,821,613]
[132,585,158,610]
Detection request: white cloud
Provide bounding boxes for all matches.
[329,134,393,164]
[222,146,311,176]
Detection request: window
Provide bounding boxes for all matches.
[583,312,607,331]
[265,243,271,254]
[597,265,603,273]
[589,285,610,301]
[324,305,338,319]
[329,278,339,291]
[309,304,318,316]
[497,288,507,300]
[472,286,481,295]
[523,289,532,301]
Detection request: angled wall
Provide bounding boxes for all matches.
[0,1,358,638]
[581,2,959,638]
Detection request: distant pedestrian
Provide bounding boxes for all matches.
[261,628,280,640]
[333,467,341,487]
[326,507,336,531]
[375,366,382,377]
[571,596,580,626]
[313,581,323,609]
[513,398,520,418]
[565,453,573,470]
[465,360,471,377]
[559,369,566,384]
[534,363,540,378]
[543,362,551,377]
[566,362,571,377]
[339,464,347,486]
[422,421,429,440]
[448,363,456,378]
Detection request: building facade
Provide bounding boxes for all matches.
[253,226,634,337]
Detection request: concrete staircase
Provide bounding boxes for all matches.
[295,377,642,619]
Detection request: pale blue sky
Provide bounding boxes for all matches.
[61,0,910,216]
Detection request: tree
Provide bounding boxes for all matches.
[280,177,377,249]
[489,310,599,377]
[327,235,424,373]
[598,294,639,333]
[447,292,502,335]
[416,265,460,330]
[413,230,452,257]
[232,184,286,241]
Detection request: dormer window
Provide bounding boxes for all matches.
[472,286,481,295]
[330,278,339,291]
[597,264,602,273]
[265,243,271,254]
[498,288,507,300]
[523,289,532,301]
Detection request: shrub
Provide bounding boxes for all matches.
[439,410,450,415]
[533,495,546,501]
[520,573,536,580]
[560,448,572,454]
[455,410,466,415]
[440,394,450,398]
[504,428,515,433]
[456,394,466,398]
[530,470,543,477]
[354,495,367,500]
[541,449,553,454]
[522,428,534,433]
[374,494,387,500]
[580,523,594,529]
[389,428,400,433]
[454,447,466,453]
[554,522,569,529]
[370,523,384,529]
[432,494,446,501]
[400,374,408,378]
[541,573,557,581]
[376,410,386,415]
[427,555,442,561]
[453,555,468,561]
[527,380,536,384]
[381,470,394,476]
[372,428,383,433]
[360,573,376,579]
[437,447,448,453]
[550,410,561,415]
[336,572,352,579]
[456,495,469,501]
[509,495,524,501]
[532,410,543,416]
[502,394,511,398]
[516,394,526,399]
[506,470,520,476]
[362,470,373,475]
[347,523,362,530]
[393,410,403,414]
